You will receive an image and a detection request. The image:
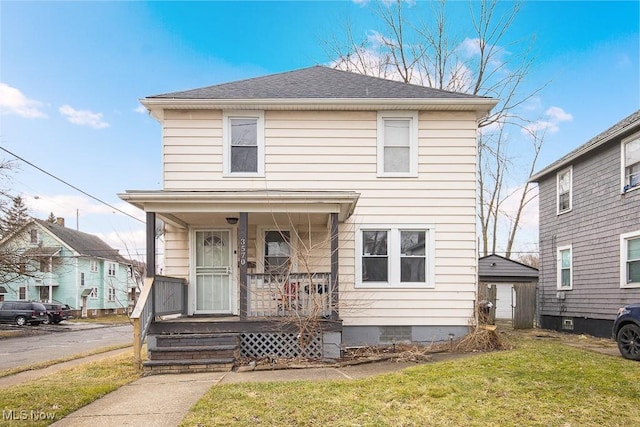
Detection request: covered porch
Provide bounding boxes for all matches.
[120,190,359,370]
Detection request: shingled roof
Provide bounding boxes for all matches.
[34,219,129,264]
[148,65,489,101]
[530,110,640,182]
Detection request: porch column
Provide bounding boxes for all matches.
[330,212,339,320]
[146,212,156,278]
[239,212,248,320]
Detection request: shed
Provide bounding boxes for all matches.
[478,254,539,328]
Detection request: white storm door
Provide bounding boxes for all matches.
[195,230,233,313]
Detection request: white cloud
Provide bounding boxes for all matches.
[59,104,109,129]
[458,38,482,58]
[134,105,146,114]
[522,106,573,135]
[0,83,47,118]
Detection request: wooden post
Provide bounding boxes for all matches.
[239,212,248,320]
[145,212,156,279]
[330,212,339,320]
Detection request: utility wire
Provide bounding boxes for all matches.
[0,146,144,224]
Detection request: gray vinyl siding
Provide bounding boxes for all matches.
[538,139,640,321]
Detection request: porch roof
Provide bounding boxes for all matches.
[118,190,360,227]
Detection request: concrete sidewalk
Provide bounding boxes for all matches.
[50,359,428,427]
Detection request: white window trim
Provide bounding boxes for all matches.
[89,287,98,299]
[621,132,640,194]
[355,224,435,289]
[256,227,297,274]
[108,287,116,302]
[222,110,265,177]
[107,262,117,277]
[89,260,98,273]
[620,230,640,288]
[556,166,573,215]
[377,111,419,178]
[556,245,573,290]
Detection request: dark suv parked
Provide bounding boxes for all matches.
[0,301,48,326]
[42,303,69,324]
[612,302,640,361]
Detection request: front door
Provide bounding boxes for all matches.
[195,230,233,314]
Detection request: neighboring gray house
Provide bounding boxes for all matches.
[530,110,640,337]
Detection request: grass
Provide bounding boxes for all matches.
[0,352,140,427]
[180,337,640,427]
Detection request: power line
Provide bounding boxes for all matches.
[0,146,144,224]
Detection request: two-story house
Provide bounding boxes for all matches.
[0,217,138,317]
[530,110,640,337]
[120,66,497,372]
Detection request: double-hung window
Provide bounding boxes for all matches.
[556,167,572,214]
[358,225,433,287]
[108,287,116,302]
[620,231,640,288]
[107,262,117,276]
[223,111,264,176]
[622,135,640,192]
[264,230,291,276]
[557,245,572,290]
[377,111,418,177]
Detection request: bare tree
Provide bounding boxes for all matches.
[325,0,546,257]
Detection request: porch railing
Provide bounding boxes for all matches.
[247,272,332,318]
[131,275,187,369]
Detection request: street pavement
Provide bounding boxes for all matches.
[0,322,132,370]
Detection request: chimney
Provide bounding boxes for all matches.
[56,217,65,227]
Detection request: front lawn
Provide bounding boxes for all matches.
[0,352,140,426]
[181,337,640,426]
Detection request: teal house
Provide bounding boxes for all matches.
[0,218,138,317]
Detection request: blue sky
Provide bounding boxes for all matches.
[0,0,638,259]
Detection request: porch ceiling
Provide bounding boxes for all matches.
[118,190,360,227]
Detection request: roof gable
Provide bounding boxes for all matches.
[478,254,539,282]
[530,110,640,182]
[32,219,128,263]
[148,66,490,101]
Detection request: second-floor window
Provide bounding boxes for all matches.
[107,262,117,276]
[623,136,640,191]
[90,260,98,272]
[39,259,51,273]
[557,167,572,214]
[557,245,572,290]
[223,111,264,176]
[30,229,40,244]
[377,111,418,177]
[80,272,85,287]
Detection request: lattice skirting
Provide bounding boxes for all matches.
[240,332,323,359]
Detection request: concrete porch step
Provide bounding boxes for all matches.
[142,358,235,374]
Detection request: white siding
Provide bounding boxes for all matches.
[161,109,478,326]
